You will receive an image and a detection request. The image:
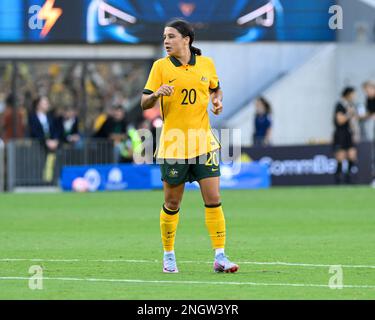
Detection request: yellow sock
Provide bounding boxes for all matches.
[205,204,226,250]
[160,205,180,252]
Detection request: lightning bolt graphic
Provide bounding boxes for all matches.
[38,0,62,38]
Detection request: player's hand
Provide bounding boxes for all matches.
[211,98,223,115]
[155,85,174,98]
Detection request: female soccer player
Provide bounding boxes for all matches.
[141,19,238,273]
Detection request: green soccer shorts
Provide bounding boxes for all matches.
[159,150,221,185]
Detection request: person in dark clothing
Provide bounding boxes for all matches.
[28,96,59,183]
[363,81,375,116]
[55,106,81,146]
[0,94,26,143]
[253,96,272,146]
[28,96,59,152]
[362,81,375,142]
[93,105,133,163]
[333,87,358,184]
[362,81,375,183]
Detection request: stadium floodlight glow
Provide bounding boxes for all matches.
[98,0,137,26]
[237,1,274,27]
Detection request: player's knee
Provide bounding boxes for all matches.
[205,194,221,207]
[164,200,180,211]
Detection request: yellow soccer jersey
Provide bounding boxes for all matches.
[143,54,221,159]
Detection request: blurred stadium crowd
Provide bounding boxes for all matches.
[0,61,164,163]
[1,59,375,162]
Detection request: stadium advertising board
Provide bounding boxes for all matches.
[60,162,270,191]
[0,0,336,43]
[242,142,373,186]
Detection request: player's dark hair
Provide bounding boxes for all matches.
[165,19,202,56]
[258,96,272,114]
[342,87,355,98]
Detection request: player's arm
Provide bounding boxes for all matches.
[208,58,222,116]
[336,111,349,125]
[210,88,223,115]
[141,85,174,111]
[141,92,160,111]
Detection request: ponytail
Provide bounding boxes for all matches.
[190,45,202,56]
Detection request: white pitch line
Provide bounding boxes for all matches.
[1,258,375,269]
[236,261,375,269]
[1,276,375,289]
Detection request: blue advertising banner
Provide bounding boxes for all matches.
[240,142,373,186]
[1,0,336,43]
[60,162,270,191]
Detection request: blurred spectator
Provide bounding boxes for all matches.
[253,97,272,146]
[363,81,375,115]
[55,106,81,146]
[93,105,141,163]
[0,93,5,113]
[92,105,114,136]
[0,94,26,143]
[28,96,59,152]
[28,96,60,183]
[361,81,375,142]
[143,107,163,156]
[333,87,358,184]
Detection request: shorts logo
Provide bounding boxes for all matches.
[168,168,179,178]
[201,76,208,82]
[212,168,219,172]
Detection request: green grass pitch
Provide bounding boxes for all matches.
[0,187,375,299]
